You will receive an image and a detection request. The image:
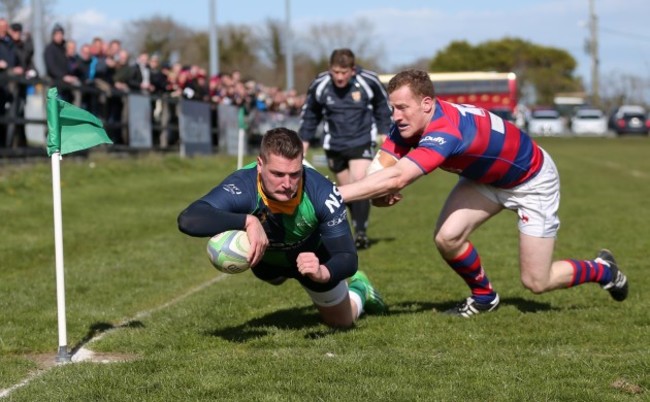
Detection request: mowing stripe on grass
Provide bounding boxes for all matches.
[572,155,649,179]
[0,274,230,399]
[602,161,648,179]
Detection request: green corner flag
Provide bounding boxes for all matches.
[46,87,113,157]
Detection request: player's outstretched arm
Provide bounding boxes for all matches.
[178,201,246,237]
[340,158,423,202]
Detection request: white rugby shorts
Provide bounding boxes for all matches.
[303,280,349,307]
[468,148,561,238]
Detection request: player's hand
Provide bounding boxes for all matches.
[296,252,330,283]
[371,193,403,207]
[244,215,269,267]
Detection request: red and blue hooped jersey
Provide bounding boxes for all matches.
[382,99,543,188]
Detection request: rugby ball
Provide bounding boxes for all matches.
[206,230,251,274]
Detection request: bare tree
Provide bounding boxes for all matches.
[256,18,317,89]
[599,70,650,109]
[256,19,284,84]
[216,23,259,76]
[124,16,196,64]
[0,0,23,22]
[301,18,385,72]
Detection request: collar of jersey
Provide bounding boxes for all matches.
[257,173,303,215]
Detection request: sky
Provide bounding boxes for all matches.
[42,0,650,95]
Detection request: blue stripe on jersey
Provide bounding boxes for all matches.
[461,124,508,181]
[454,109,477,152]
[491,133,534,187]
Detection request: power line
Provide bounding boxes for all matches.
[600,26,650,42]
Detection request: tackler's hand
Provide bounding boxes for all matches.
[371,193,403,207]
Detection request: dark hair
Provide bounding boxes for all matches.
[387,69,436,99]
[329,48,355,69]
[52,23,64,35]
[260,127,303,162]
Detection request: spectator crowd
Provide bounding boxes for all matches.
[1,19,305,148]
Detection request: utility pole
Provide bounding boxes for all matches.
[31,0,45,76]
[284,0,294,91]
[209,0,219,77]
[588,0,600,106]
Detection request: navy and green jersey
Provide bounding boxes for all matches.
[178,162,356,289]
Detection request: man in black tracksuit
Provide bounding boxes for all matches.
[299,49,392,249]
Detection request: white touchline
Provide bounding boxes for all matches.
[0,274,230,399]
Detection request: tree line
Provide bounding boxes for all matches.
[125,16,646,108]
[2,0,647,108]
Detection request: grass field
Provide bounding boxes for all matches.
[1,137,648,401]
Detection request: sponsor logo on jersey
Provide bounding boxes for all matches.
[295,217,314,230]
[222,183,242,195]
[268,238,308,251]
[324,191,343,214]
[326,211,348,227]
[421,136,446,146]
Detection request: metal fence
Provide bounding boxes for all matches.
[0,75,304,159]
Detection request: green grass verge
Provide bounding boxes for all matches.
[1,137,648,401]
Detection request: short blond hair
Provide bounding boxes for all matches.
[387,69,436,99]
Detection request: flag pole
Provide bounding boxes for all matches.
[237,128,244,169]
[51,151,71,363]
[237,107,246,169]
[46,87,112,362]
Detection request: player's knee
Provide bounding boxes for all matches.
[434,229,464,255]
[520,274,549,294]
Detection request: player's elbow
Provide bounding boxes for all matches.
[177,210,192,235]
[177,209,201,237]
[340,252,359,275]
[327,252,358,283]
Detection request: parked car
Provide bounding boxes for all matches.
[570,108,608,136]
[527,108,565,136]
[610,105,649,135]
[489,107,515,124]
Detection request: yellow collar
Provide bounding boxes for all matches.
[257,173,303,214]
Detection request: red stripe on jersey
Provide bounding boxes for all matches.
[406,146,446,173]
[380,134,416,159]
[483,121,521,183]
[454,110,493,175]
[469,109,493,156]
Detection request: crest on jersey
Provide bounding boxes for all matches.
[222,183,242,195]
[351,91,361,102]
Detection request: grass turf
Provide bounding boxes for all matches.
[0,137,648,401]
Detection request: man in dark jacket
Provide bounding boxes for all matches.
[299,49,392,249]
[8,23,35,76]
[43,23,78,102]
[0,18,24,147]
